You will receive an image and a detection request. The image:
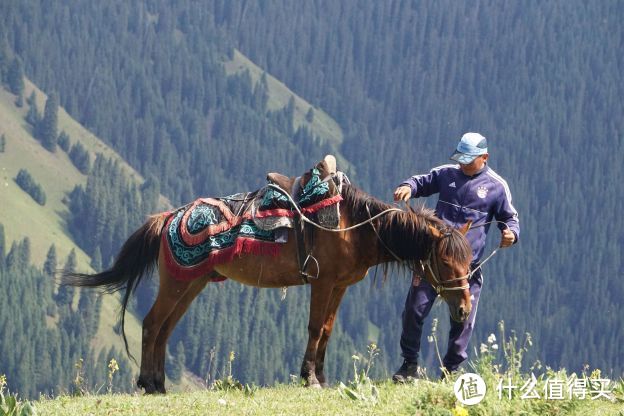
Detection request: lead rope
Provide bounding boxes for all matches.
[266,183,403,232]
[465,219,511,278]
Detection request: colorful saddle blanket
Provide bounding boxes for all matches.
[162,168,343,281]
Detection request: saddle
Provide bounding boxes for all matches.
[266,154,337,197]
[266,172,296,195]
[265,155,339,283]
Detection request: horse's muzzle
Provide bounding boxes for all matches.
[451,305,470,323]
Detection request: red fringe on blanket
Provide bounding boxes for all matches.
[162,233,282,282]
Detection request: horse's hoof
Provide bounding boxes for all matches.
[155,381,167,394]
[308,382,322,389]
[320,382,330,389]
[137,378,158,394]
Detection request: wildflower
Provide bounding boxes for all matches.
[487,333,497,344]
[452,405,469,416]
[108,358,119,374]
[229,351,236,362]
[492,344,499,350]
[218,398,227,406]
[427,336,434,343]
[352,355,360,361]
[480,343,488,354]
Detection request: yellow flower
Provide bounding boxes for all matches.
[108,358,119,374]
[452,405,469,416]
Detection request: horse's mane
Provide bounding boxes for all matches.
[340,184,472,266]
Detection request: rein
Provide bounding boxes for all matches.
[423,218,511,291]
[364,201,470,294]
[268,181,503,290]
[266,182,403,232]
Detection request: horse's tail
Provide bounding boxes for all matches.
[62,212,170,360]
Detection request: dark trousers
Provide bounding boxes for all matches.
[399,269,482,372]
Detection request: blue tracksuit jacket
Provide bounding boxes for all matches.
[400,164,520,264]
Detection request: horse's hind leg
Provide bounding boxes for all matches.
[152,274,213,393]
[314,287,347,387]
[138,268,194,394]
[300,282,334,388]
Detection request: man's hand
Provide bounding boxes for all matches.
[500,229,516,248]
[393,185,412,202]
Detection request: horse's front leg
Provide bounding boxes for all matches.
[314,287,347,387]
[300,281,334,388]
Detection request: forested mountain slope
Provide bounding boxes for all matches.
[214,0,624,375]
[0,0,621,397]
[0,76,160,397]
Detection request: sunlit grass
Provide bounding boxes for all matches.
[32,324,624,415]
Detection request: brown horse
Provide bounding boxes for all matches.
[63,179,473,394]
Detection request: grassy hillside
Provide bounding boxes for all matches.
[0,81,198,391]
[223,49,353,172]
[0,80,154,268]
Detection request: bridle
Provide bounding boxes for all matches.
[364,202,471,295]
[421,234,470,295]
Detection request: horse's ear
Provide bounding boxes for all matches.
[458,221,473,236]
[428,225,442,239]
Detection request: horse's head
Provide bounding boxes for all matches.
[422,221,473,322]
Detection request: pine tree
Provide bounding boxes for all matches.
[16,238,31,273]
[0,38,10,83]
[43,244,57,278]
[25,94,40,126]
[69,142,91,174]
[305,107,314,123]
[15,169,46,205]
[90,246,102,271]
[0,223,5,266]
[57,131,70,152]
[7,57,24,96]
[40,93,59,152]
[56,249,77,306]
[64,248,77,273]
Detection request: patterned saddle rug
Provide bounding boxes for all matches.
[162,163,345,281]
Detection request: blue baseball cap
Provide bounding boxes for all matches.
[450,132,488,164]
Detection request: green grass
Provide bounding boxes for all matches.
[31,378,623,416]
[31,333,624,415]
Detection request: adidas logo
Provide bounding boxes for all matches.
[449,182,456,188]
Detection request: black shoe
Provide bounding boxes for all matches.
[392,360,418,383]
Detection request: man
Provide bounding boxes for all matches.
[392,132,519,382]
